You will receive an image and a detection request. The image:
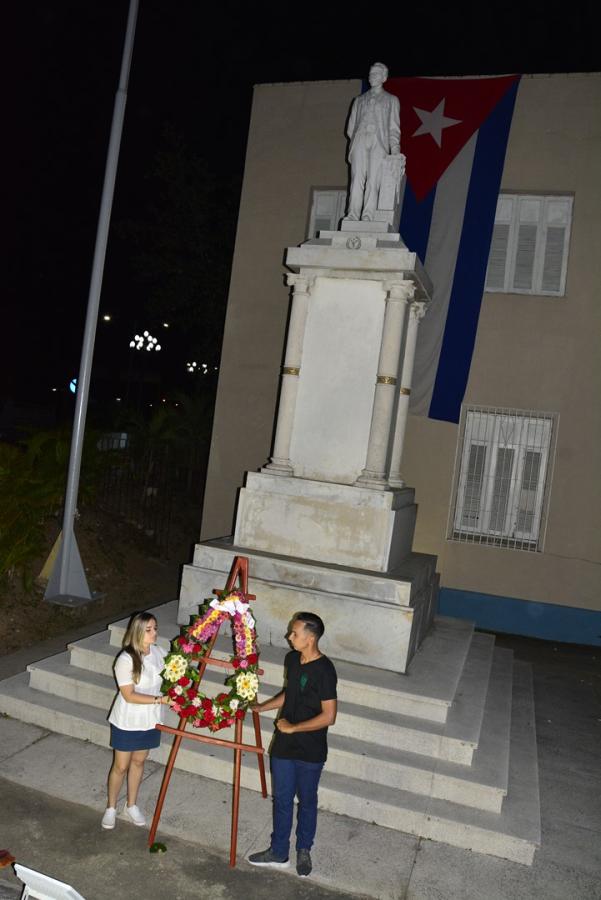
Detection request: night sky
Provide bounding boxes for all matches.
[5,1,600,424]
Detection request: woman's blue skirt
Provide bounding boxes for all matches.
[110,724,161,751]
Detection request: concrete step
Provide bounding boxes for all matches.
[106,601,474,724]
[318,661,539,865]
[31,638,512,810]
[0,661,538,864]
[26,641,484,765]
[21,629,510,815]
[38,621,495,765]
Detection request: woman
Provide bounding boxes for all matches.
[102,612,168,829]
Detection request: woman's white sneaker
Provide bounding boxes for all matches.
[101,807,116,830]
[124,804,146,827]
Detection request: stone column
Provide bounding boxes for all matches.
[264,274,312,476]
[355,281,414,490]
[388,301,428,488]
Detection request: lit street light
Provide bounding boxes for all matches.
[130,331,161,352]
[186,361,210,374]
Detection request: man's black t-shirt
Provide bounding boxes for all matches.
[271,650,338,763]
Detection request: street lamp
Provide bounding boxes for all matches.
[130,331,161,352]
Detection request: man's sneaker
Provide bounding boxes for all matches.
[101,807,116,830]
[296,848,312,877]
[124,804,146,827]
[247,848,290,868]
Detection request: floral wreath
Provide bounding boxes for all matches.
[160,589,259,732]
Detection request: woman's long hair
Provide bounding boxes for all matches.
[122,612,156,684]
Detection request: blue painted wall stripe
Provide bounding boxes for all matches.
[439,587,601,647]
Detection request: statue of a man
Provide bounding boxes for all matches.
[346,62,401,222]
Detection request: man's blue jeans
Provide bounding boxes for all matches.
[270,756,324,858]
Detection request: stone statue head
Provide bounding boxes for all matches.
[369,62,389,87]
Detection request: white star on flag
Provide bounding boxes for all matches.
[412,99,462,147]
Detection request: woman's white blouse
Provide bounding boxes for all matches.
[108,644,167,731]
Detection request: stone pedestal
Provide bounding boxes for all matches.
[234,472,416,572]
[179,218,437,673]
[179,540,438,674]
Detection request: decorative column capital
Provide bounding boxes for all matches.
[409,300,428,321]
[286,273,313,294]
[384,280,416,303]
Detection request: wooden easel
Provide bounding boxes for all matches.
[148,555,268,866]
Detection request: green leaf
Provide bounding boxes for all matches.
[149,842,167,854]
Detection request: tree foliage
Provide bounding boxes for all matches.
[0,430,106,589]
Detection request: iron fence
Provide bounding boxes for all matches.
[96,436,204,558]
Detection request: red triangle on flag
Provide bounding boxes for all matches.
[386,75,519,201]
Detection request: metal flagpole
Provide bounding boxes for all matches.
[45,0,139,606]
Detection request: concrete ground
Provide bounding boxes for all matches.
[0,627,600,900]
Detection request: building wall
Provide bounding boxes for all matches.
[403,74,601,618]
[201,73,601,637]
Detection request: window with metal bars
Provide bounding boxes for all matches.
[449,406,557,551]
[485,194,573,296]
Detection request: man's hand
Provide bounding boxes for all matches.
[275,718,296,734]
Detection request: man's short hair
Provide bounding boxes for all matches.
[370,61,388,80]
[295,612,325,640]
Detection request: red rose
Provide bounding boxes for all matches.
[177,636,187,646]
[247,653,258,664]
[235,709,245,720]
[177,676,190,686]
[216,692,229,702]
[187,690,197,701]
[231,658,240,669]
[201,697,212,710]
[193,643,202,653]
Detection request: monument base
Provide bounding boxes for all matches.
[178,539,439,673]
[235,472,417,572]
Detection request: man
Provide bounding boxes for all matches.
[347,61,401,222]
[248,612,337,878]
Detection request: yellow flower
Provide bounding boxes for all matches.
[163,655,188,682]
[235,672,259,701]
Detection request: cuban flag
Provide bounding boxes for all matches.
[384,75,521,423]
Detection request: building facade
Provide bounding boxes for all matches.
[200,73,601,644]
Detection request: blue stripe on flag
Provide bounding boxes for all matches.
[399,181,435,264]
[428,79,520,423]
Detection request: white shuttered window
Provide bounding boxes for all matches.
[449,406,557,551]
[307,189,347,238]
[485,194,573,296]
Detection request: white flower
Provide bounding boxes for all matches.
[209,595,249,617]
[236,672,259,701]
[229,698,239,711]
[163,655,187,682]
[174,685,183,695]
[192,696,202,707]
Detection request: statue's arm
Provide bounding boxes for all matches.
[389,95,401,154]
[347,97,358,140]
